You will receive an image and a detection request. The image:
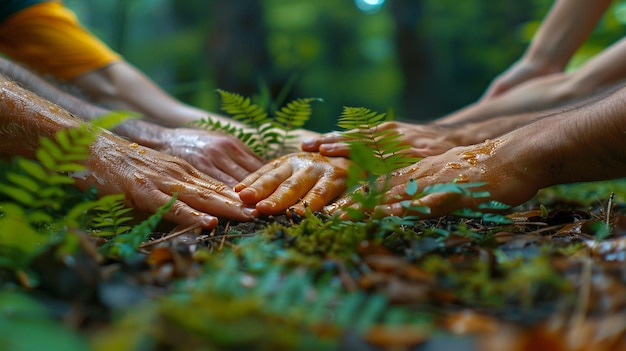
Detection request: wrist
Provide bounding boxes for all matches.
[112,119,169,150]
[520,49,567,75]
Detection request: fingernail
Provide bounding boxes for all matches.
[320,144,335,152]
[202,215,218,228]
[243,207,257,217]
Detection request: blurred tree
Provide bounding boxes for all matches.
[206,1,276,99]
[389,0,440,121]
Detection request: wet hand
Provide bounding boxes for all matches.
[301,121,457,158]
[77,132,256,229]
[154,128,264,187]
[326,139,539,219]
[235,152,351,215]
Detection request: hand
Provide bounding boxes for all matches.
[152,128,264,187]
[480,58,563,101]
[235,152,351,215]
[325,139,540,219]
[301,122,458,158]
[76,132,256,229]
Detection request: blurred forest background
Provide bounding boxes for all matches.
[65,0,626,132]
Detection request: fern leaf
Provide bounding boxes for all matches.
[217,89,269,127]
[274,98,320,130]
[99,195,176,259]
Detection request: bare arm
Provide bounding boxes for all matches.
[435,36,626,126]
[329,84,626,218]
[481,0,613,100]
[0,58,264,185]
[0,76,256,228]
[69,61,242,128]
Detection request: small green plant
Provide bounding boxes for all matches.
[338,107,420,176]
[0,112,173,273]
[191,90,321,159]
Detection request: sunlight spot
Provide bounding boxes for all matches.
[355,0,386,14]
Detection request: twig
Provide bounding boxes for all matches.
[605,192,615,233]
[139,223,201,249]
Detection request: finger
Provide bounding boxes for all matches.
[212,157,256,185]
[255,172,316,215]
[301,132,345,151]
[193,162,239,188]
[228,145,265,173]
[374,191,476,219]
[323,189,362,215]
[130,189,219,229]
[318,142,351,158]
[158,172,258,221]
[236,163,294,203]
[290,174,347,215]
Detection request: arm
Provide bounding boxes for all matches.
[481,0,613,100]
[328,84,626,219]
[69,61,242,128]
[435,34,626,127]
[0,58,263,185]
[0,76,256,228]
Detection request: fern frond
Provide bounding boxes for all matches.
[338,106,418,175]
[99,195,176,259]
[273,97,320,154]
[190,117,260,151]
[217,89,270,128]
[274,98,320,130]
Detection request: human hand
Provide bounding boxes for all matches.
[76,132,256,229]
[301,121,458,158]
[481,58,563,101]
[152,128,264,187]
[325,139,539,219]
[235,152,351,215]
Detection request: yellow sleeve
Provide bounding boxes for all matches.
[0,1,121,80]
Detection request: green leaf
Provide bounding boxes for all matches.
[405,179,418,196]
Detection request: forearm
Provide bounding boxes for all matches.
[507,87,626,189]
[0,58,109,120]
[70,62,244,128]
[522,0,612,71]
[567,37,626,95]
[445,112,542,146]
[435,72,624,126]
[0,78,83,158]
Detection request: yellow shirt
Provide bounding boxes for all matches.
[0,1,120,80]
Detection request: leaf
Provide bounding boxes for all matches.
[406,179,418,196]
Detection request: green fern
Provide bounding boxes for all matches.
[86,194,134,236]
[193,90,318,159]
[338,106,420,176]
[217,89,277,158]
[98,195,176,260]
[273,97,322,154]
[190,118,257,151]
[0,113,141,270]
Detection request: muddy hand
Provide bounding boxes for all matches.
[326,138,540,219]
[77,132,256,229]
[235,152,351,215]
[153,128,264,187]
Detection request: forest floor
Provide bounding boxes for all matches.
[3,181,626,351]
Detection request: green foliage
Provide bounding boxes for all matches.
[91,236,428,350]
[192,90,320,159]
[0,112,163,271]
[338,106,420,176]
[87,194,134,236]
[0,291,88,350]
[98,195,176,260]
[422,252,572,308]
